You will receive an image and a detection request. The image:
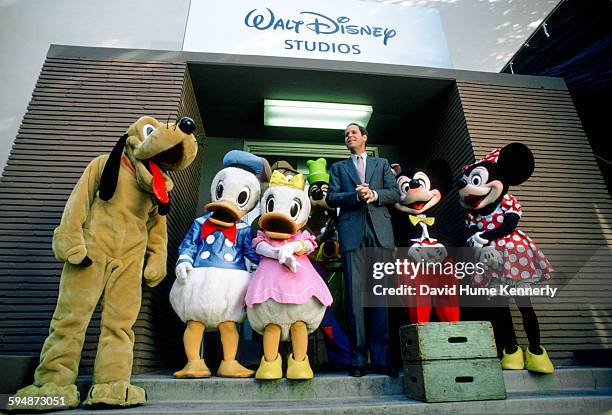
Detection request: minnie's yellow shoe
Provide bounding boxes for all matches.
[255,354,282,380]
[286,353,314,380]
[525,346,554,374]
[501,347,524,370]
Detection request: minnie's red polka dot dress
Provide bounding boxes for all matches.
[467,194,554,287]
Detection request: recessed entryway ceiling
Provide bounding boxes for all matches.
[189,62,454,145]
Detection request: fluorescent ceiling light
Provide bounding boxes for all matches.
[264,99,373,130]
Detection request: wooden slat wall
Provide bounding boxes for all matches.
[456,80,612,365]
[424,84,476,245]
[0,56,200,374]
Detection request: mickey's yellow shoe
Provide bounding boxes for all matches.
[255,354,282,380]
[286,353,314,380]
[501,346,524,370]
[525,346,554,374]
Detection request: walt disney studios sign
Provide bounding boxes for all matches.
[183,0,453,68]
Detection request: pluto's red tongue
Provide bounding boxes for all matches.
[148,160,169,204]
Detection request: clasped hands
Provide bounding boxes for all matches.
[356,183,376,204]
[256,241,306,273]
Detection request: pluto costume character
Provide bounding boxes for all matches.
[245,169,333,380]
[170,150,265,379]
[13,116,198,410]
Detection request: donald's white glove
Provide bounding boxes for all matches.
[175,262,193,283]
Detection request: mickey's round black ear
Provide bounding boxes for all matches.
[497,142,535,186]
[99,134,128,201]
[427,159,453,196]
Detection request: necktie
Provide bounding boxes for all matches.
[356,155,365,183]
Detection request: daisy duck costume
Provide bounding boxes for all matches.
[246,169,333,380]
[458,142,554,374]
[170,150,265,378]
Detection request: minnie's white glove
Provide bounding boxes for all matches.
[467,232,489,248]
[256,242,279,259]
[175,262,193,283]
[478,245,503,270]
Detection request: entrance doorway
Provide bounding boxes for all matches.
[230,140,380,368]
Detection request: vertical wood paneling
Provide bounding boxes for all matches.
[424,84,476,245]
[0,56,189,374]
[457,80,612,365]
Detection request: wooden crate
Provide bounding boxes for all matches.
[400,321,506,402]
[404,358,506,402]
[400,321,497,362]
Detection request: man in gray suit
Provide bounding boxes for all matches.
[326,123,400,376]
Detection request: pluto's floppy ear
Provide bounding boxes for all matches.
[99,134,128,201]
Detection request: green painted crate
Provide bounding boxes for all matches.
[404,358,506,402]
[400,321,497,362]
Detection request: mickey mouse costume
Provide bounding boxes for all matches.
[391,160,460,323]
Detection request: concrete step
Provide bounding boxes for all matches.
[73,366,612,402]
[47,389,612,415]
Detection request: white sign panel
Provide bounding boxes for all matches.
[183,0,453,68]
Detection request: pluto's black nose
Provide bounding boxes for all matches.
[178,117,196,134]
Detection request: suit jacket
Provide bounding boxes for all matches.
[326,156,400,252]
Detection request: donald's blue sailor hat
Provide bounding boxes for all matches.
[223,150,264,177]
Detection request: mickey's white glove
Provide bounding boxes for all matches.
[408,243,447,265]
[467,232,489,248]
[256,242,279,259]
[478,245,503,270]
[175,262,193,283]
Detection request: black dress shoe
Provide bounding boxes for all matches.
[349,366,365,377]
[371,365,399,377]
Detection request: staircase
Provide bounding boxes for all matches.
[56,367,612,414]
